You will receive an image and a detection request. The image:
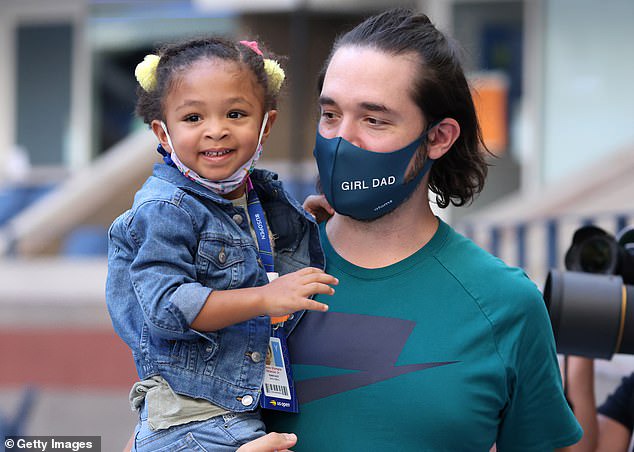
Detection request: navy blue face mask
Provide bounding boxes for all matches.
[313,129,434,221]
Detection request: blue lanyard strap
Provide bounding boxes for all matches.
[246,177,275,273]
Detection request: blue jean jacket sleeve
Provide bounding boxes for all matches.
[106,165,325,406]
[128,200,212,340]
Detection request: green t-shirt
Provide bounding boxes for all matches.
[265,220,582,451]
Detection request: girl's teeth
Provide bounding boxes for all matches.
[204,150,231,157]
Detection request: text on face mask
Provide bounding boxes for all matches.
[341,176,396,191]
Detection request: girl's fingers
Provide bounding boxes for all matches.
[301,272,338,286]
[303,282,336,298]
[301,298,330,312]
[296,267,324,276]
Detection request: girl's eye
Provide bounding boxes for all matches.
[184,114,201,122]
[227,111,245,119]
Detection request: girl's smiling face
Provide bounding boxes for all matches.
[152,57,276,196]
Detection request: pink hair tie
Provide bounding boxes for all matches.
[239,40,263,56]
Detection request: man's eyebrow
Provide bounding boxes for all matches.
[319,96,336,106]
[359,102,390,113]
[319,97,392,114]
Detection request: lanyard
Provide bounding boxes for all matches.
[246,179,298,413]
[245,177,289,325]
[245,177,274,273]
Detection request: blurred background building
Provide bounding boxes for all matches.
[0,0,632,449]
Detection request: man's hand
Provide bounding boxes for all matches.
[237,432,298,452]
[303,194,334,223]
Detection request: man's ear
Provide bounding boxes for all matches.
[260,110,278,145]
[426,118,460,159]
[151,120,171,152]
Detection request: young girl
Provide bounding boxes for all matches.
[106,36,337,451]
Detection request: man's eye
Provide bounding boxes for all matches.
[184,114,201,122]
[320,111,336,121]
[366,117,386,126]
[228,111,245,119]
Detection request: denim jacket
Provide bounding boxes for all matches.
[106,164,324,412]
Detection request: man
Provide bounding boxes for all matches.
[260,8,582,451]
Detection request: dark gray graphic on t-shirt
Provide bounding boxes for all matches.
[288,311,458,404]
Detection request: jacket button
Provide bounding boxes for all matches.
[250,351,262,363]
[218,250,227,264]
[232,214,243,225]
[241,394,254,406]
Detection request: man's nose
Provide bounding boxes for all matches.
[336,119,363,148]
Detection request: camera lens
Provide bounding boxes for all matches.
[544,269,633,359]
[547,225,634,358]
[579,236,616,273]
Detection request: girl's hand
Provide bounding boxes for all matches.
[237,432,297,452]
[303,194,334,223]
[260,267,337,317]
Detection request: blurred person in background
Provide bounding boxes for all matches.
[567,357,634,452]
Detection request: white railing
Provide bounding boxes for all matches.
[0,129,158,256]
[456,211,633,288]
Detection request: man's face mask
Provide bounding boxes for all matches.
[313,127,435,221]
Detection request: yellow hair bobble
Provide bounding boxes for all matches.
[135,54,160,92]
[264,59,285,94]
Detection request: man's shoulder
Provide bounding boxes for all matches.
[435,224,508,274]
[436,225,543,310]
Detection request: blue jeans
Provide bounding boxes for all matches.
[132,403,266,451]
